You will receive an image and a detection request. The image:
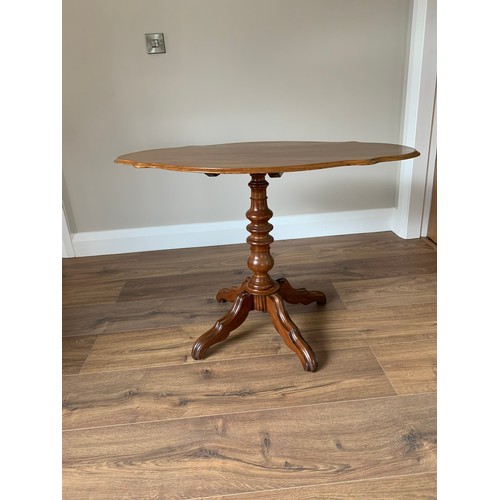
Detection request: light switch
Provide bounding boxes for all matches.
[145,33,166,54]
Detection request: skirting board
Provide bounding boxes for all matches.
[70,207,396,257]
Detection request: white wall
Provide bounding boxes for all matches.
[63,0,412,254]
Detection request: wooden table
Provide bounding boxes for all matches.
[115,141,419,371]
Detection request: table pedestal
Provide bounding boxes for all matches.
[191,174,326,371]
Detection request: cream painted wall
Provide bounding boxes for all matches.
[63,0,411,234]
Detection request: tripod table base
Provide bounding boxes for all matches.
[191,278,326,372]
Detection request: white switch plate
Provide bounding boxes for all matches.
[145,33,166,54]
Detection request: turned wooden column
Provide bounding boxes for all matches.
[245,174,279,309]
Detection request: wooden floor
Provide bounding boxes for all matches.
[62,231,437,499]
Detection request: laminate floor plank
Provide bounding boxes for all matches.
[63,282,344,337]
[274,251,436,284]
[116,271,342,308]
[205,472,437,499]
[63,273,436,339]
[63,241,314,286]
[371,340,437,395]
[309,231,435,260]
[63,346,396,430]
[78,304,436,373]
[116,269,247,302]
[62,252,141,286]
[62,296,230,337]
[335,274,437,310]
[62,393,436,500]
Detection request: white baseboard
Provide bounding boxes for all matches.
[70,207,396,257]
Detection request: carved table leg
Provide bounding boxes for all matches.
[276,277,327,306]
[191,291,254,360]
[266,293,319,372]
[216,278,250,303]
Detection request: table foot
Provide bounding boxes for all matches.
[276,277,327,306]
[191,291,253,360]
[200,277,325,370]
[266,293,319,372]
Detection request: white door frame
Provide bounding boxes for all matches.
[62,201,75,258]
[393,0,437,239]
[420,86,437,237]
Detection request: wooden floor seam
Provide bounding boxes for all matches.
[190,471,438,500]
[368,344,399,394]
[62,391,438,433]
[65,340,434,377]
